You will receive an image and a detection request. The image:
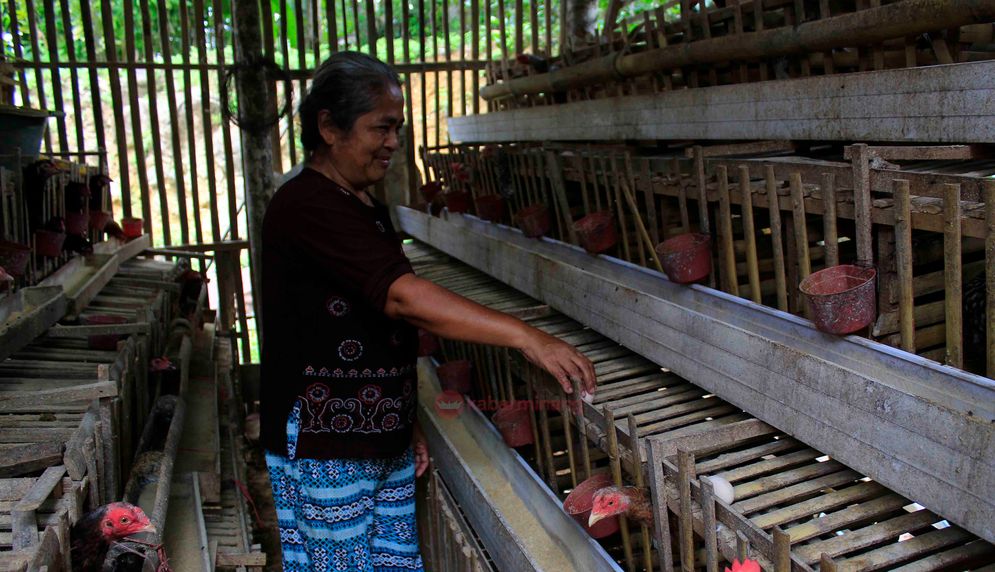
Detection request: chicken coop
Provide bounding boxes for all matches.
[0,0,993,570]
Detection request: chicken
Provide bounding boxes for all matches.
[64,233,94,255]
[103,220,127,241]
[64,181,91,213]
[726,559,761,572]
[123,451,164,504]
[516,53,552,74]
[177,269,207,320]
[70,502,155,572]
[23,160,63,231]
[588,485,654,528]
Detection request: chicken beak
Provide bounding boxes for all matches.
[138,522,158,535]
[588,513,604,528]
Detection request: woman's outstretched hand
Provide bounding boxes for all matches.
[519,329,597,397]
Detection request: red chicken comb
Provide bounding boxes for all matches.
[725,559,762,572]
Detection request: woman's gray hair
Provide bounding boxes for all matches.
[299,51,402,152]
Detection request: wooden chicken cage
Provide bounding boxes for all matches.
[421,142,995,379]
[403,236,995,572]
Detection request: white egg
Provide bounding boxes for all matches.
[704,475,735,505]
[581,390,594,404]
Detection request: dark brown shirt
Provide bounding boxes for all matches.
[260,167,417,459]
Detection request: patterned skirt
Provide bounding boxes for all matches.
[266,402,424,571]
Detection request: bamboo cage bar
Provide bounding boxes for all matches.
[123,0,153,231]
[138,0,171,244]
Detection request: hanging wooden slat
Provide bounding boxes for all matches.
[260,0,283,174]
[739,166,762,304]
[123,0,154,232]
[213,0,239,242]
[432,0,441,146]
[57,0,86,153]
[156,0,190,244]
[24,0,52,152]
[193,0,222,242]
[418,0,428,153]
[530,0,539,54]
[326,0,339,53]
[471,0,480,112]
[278,0,298,166]
[341,0,350,49]
[179,0,205,246]
[76,0,107,158]
[366,0,377,56]
[384,0,395,63]
[515,0,524,55]
[5,0,31,107]
[41,0,69,153]
[498,0,508,60]
[459,0,466,116]
[443,0,453,131]
[138,0,171,244]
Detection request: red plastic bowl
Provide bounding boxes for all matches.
[572,211,617,254]
[121,217,144,239]
[563,472,621,539]
[445,191,470,214]
[799,264,877,335]
[475,194,505,223]
[492,403,534,447]
[437,360,472,394]
[515,203,551,238]
[656,233,712,284]
[34,229,65,258]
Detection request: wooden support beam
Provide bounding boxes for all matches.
[451,62,995,143]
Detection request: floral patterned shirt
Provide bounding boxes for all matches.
[260,167,417,459]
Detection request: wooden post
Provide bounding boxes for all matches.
[648,439,675,572]
[944,183,963,368]
[232,0,275,339]
[717,166,739,296]
[627,415,653,572]
[894,180,915,353]
[605,406,635,572]
[677,448,696,572]
[739,166,762,304]
[849,144,874,266]
[766,165,788,311]
[822,172,838,267]
[985,180,995,377]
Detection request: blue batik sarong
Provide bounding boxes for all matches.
[266,402,424,571]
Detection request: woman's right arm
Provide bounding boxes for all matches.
[383,273,597,396]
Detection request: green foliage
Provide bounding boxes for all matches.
[2,0,681,67]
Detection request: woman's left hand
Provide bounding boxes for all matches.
[412,420,431,478]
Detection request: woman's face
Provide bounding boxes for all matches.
[322,84,405,192]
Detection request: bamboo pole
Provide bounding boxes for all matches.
[621,181,666,274]
[530,0,539,54]
[739,166,762,304]
[260,0,282,174]
[366,0,377,56]
[138,0,171,244]
[123,0,154,231]
[341,0,350,49]
[894,179,915,353]
[773,527,791,572]
[77,0,107,156]
[443,0,453,128]
[432,0,440,146]
[179,0,205,250]
[41,0,69,153]
[278,0,298,166]
[515,0,524,55]
[213,0,239,243]
[194,0,222,242]
[459,0,466,116]
[944,183,963,368]
[24,0,52,152]
[571,377,592,480]
[326,0,339,52]
[472,0,480,112]
[5,0,31,108]
[610,154,634,263]
[765,165,789,311]
[57,0,85,153]
[156,0,190,244]
[351,0,361,48]
[639,158,660,245]
[480,0,995,100]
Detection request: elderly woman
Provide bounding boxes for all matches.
[260,51,596,571]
